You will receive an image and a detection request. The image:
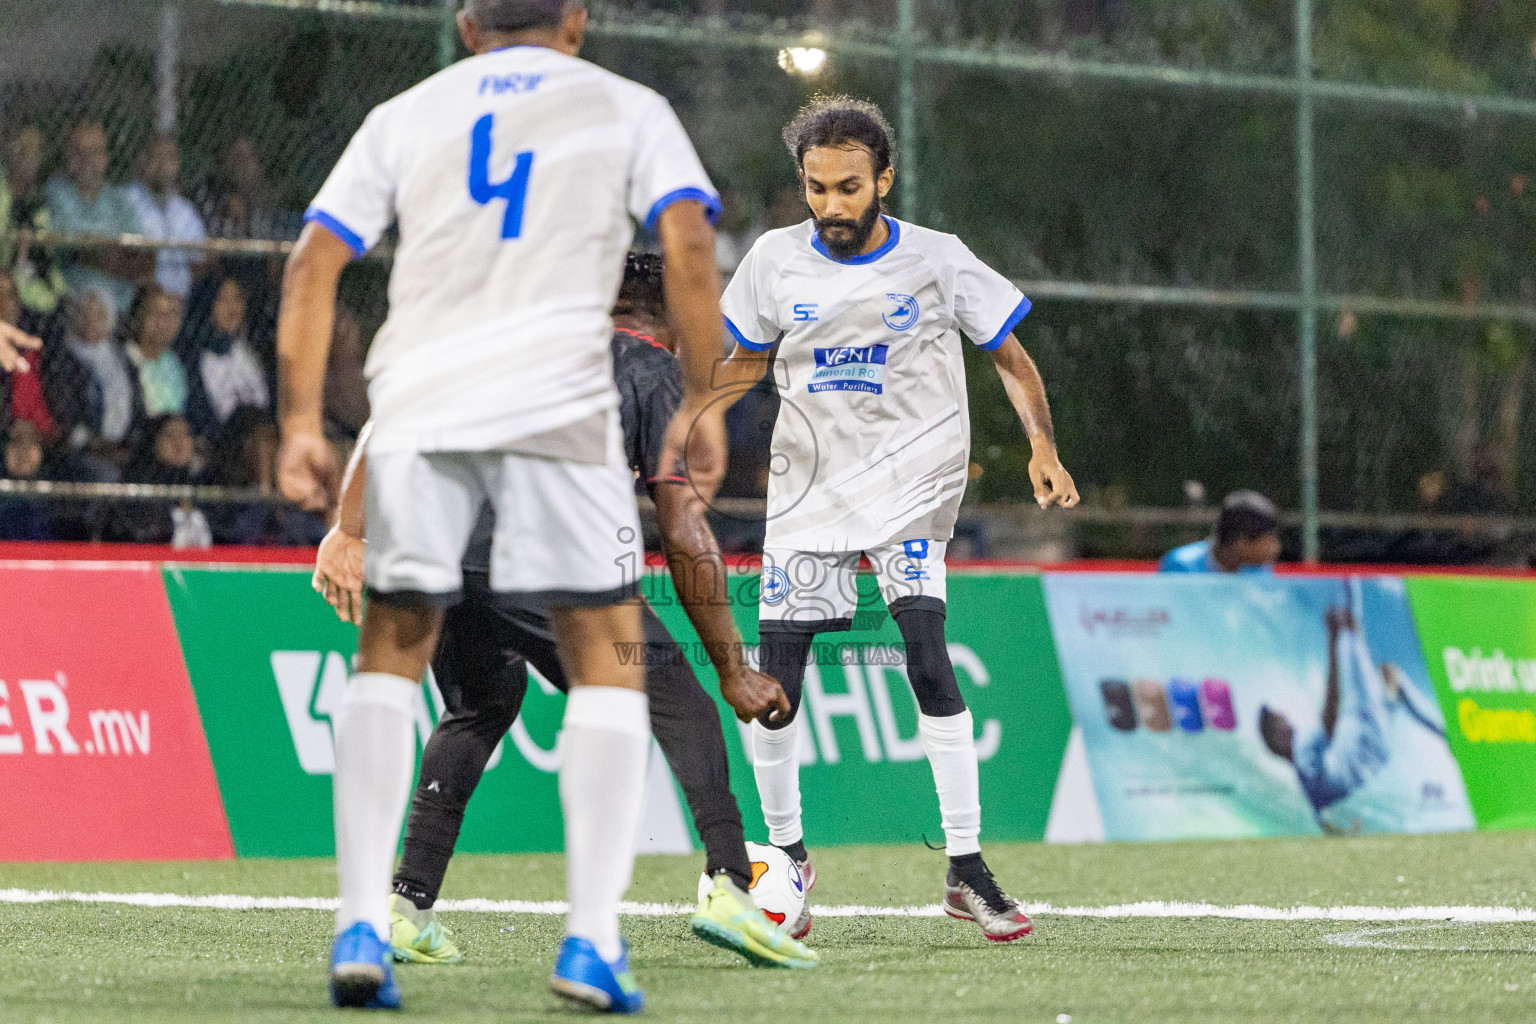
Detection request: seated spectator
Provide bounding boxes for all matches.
[46,120,151,317]
[106,413,210,547]
[123,284,188,417]
[206,405,325,546]
[3,124,69,322]
[124,133,207,299]
[181,269,271,437]
[0,419,52,540]
[203,136,287,239]
[0,269,53,437]
[44,286,140,481]
[1160,490,1280,573]
[324,301,369,441]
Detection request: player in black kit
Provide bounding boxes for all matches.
[313,254,817,970]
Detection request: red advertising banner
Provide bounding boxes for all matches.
[0,564,233,861]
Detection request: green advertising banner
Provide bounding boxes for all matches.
[1407,576,1536,831]
[163,565,1072,857]
[163,567,567,858]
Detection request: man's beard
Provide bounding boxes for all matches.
[816,197,883,260]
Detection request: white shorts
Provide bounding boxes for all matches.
[758,540,948,632]
[364,448,643,608]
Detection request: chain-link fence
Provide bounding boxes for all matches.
[2,0,1535,561]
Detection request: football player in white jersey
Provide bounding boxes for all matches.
[703,96,1078,942]
[275,0,729,1012]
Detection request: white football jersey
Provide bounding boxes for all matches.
[721,216,1030,551]
[307,45,718,457]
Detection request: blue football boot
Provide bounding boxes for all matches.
[330,921,402,1010]
[549,936,644,1013]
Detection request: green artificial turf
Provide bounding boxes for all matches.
[5,832,1536,1023]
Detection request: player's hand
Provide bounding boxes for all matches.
[661,399,728,505]
[314,524,366,625]
[278,428,340,513]
[720,665,793,725]
[1029,448,1079,509]
[0,322,42,374]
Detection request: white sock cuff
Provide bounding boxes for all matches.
[346,672,419,714]
[564,685,649,738]
[751,719,797,758]
[918,708,974,743]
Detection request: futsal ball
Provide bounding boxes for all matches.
[697,841,807,928]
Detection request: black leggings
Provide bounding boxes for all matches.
[393,578,751,904]
[757,606,966,730]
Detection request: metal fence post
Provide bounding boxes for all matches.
[896,0,917,220]
[155,2,181,133]
[438,0,457,70]
[1295,0,1320,562]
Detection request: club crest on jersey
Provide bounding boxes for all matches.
[882,293,919,332]
[809,345,888,394]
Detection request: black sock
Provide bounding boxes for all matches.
[716,866,754,893]
[393,881,435,911]
[778,839,809,863]
[948,851,985,884]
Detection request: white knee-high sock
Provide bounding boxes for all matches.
[918,709,981,857]
[334,672,419,939]
[561,686,650,963]
[751,719,803,848]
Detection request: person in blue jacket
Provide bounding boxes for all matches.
[1160,490,1280,573]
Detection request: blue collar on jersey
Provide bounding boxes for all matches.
[811,215,901,266]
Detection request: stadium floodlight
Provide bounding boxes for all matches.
[778,46,828,76]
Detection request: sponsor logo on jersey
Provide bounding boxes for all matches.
[793,303,820,322]
[809,345,889,394]
[882,293,919,331]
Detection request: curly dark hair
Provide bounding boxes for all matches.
[781,95,896,175]
[615,251,665,318]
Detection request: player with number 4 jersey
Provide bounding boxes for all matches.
[710,96,1080,943]
[275,0,732,1014]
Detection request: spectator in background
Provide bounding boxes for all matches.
[44,286,140,481]
[180,269,271,437]
[204,136,278,239]
[324,301,369,441]
[124,132,207,300]
[206,405,324,545]
[106,413,210,547]
[123,284,188,417]
[0,270,53,437]
[45,121,151,316]
[2,124,69,322]
[0,419,52,540]
[1160,489,1280,573]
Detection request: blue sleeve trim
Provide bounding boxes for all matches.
[645,187,723,234]
[304,208,367,258]
[979,295,1033,351]
[725,316,774,352]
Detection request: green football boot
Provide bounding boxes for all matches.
[689,874,819,969]
[388,893,463,965]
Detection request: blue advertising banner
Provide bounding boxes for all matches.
[1041,574,1473,841]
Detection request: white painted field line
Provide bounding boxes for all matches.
[4,888,1536,924]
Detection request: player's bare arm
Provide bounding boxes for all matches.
[313,421,371,626]
[988,335,1078,509]
[652,480,791,724]
[655,200,730,503]
[275,221,352,512]
[0,321,42,374]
